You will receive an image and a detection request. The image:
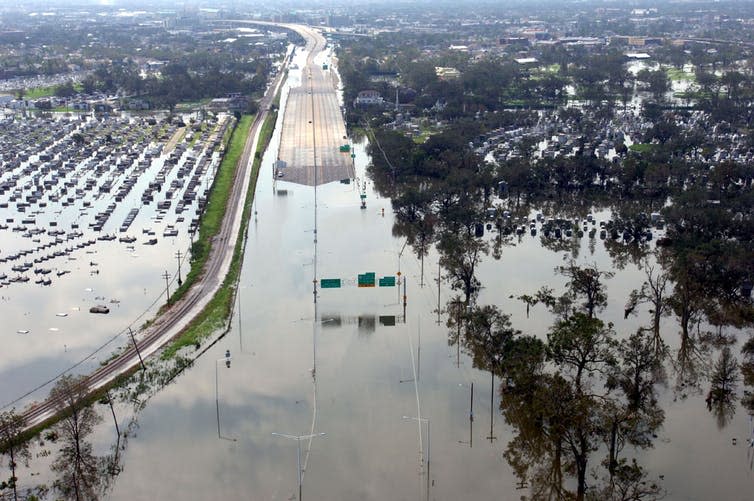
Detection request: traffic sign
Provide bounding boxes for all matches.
[379,276,396,287]
[358,272,376,287]
[320,279,341,289]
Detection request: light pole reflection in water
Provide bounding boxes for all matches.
[271,432,326,501]
[215,350,236,441]
[402,415,431,500]
[457,381,474,448]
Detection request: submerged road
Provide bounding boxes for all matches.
[14,37,292,432]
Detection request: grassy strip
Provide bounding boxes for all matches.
[18,83,84,100]
[20,86,56,99]
[666,67,696,82]
[161,109,278,358]
[162,115,250,310]
[629,143,657,153]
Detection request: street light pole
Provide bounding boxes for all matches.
[271,432,326,501]
[215,350,235,441]
[458,382,475,448]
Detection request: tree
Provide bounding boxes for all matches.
[707,347,739,429]
[557,262,614,318]
[636,69,670,101]
[506,316,616,501]
[0,410,31,501]
[81,75,97,95]
[460,305,521,374]
[601,330,664,479]
[547,313,617,393]
[741,337,754,412]
[437,229,488,305]
[49,375,104,501]
[709,347,739,404]
[588,458,664,500]
[54,81,77,98]
[624,260,672,354]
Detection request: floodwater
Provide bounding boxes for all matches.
[4,49,753,501]
[0,113,228,410]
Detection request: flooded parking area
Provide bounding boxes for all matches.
[0,112,234,408]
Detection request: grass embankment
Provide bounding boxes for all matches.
[19,83,84,100]
[161,109,278,358]
[161,115,250,309]
[21,86,56,99]
[629,143,657,154]
[666,67,696,82]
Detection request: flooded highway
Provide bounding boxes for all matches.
[1,39,752,501]
[105,50,753,500]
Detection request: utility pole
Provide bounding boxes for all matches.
[487,372,497,443]
[402,276,408,321]
[436,259,441,325]
[452,298,462,368]
[162,271,171,305]
[105,390,122,475]
[129,327,146,372]
[175,250,183,287]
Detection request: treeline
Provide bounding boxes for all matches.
[338,31,754,128]
[77,53,271,110]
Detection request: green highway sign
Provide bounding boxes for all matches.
[358,272,376,287]
[320,278,341,289]
[379,276,396,287]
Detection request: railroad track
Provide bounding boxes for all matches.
[17,59,288,432]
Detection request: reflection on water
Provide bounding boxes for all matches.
[0,112,231,410]
[3,50,753,501]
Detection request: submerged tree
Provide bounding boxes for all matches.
[437,229,488,305]
[602,330,664,481]
[49,375,104,501]
[624,260,672,356]
[0,410,31,501]
[741,337,754,413]
[557,262,614,318]
[499,317,665,501]
[707,347,739,429]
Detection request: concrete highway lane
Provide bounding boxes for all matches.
[276,27,353,185]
